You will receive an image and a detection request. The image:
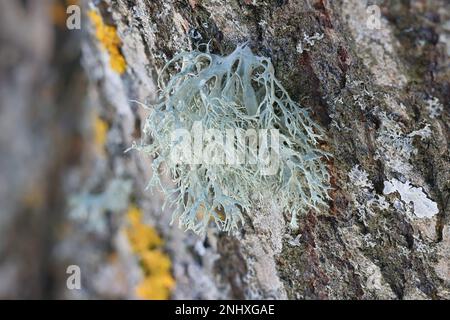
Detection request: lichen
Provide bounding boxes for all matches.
[296,32,324,54]
[126,205,163,253]
[125,205,175,300]
[348,165,389,222]
[348,165,373,190]
[425,96,443,119]
[374,111,431,175]
[69,178,133,233]
[88,10,127,74]
[93,115,108,154]
[133,44,330,234]
[383,179,439,219]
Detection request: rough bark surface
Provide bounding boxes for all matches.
[79,0,449,300]
[1,0,449,299]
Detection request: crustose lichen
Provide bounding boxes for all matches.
[132,44,331,234]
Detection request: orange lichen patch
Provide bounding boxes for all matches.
[125,205,175,300]
[88,10,126,74]
[140,250,172,275]
[92,115,108,155]
[126,205,163,252]
[136,274,176,300]
[94,116,108,149]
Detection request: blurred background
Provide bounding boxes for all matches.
[0,0,93,299]
[0,0,187,299]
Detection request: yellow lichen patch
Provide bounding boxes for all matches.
[126,205,162,253]
[135,274,176,300]
[88,10,126,74]
[93,115,108,154]
[140,250,172,275]
[125,205,175,300]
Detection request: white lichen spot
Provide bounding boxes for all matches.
[408,124,432,141]
[286,234,302,247]
[348,165,389,222]
[375,112,431,175]
[296,32,324,54]
[425,97,444,119]
[258,20,267,28]
[348,165,373,189]
[383,179,439,218]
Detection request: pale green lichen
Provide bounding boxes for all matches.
[133,44,331,234]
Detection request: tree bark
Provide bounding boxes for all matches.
[76,0,449,299]
[1,0,449,299]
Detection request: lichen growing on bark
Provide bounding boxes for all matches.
[126,205,175,300]
[88,10,127,74]
[133,44,331,234]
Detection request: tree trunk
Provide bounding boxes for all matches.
[78,0,450,300]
